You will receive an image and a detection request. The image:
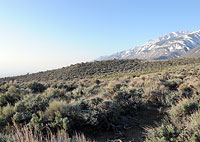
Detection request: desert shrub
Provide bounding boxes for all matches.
[65,83,77,92]
[95,79,101,85]
[145,123,179,142]
[168,99,199,121]
[113,84,122,92]
[163,92,180,107]
[112,88,143,113]
[56,82,65,89]
[0,115,6,127]
[49,115,70,131]
[27,82,46,93]
[189,134,199,142]
[88,97,103,109]
[181,86,194,98]
[42,88,68,102]
[112,90,129,104]
[44,100,68,121]
[54,82,78,92]
[112,88,142,103]
[0,95,7,107]
[28,112,44,131]
[72,88,85,99]
[15,95,48,113]
[4,93,21,106]
[29,108,71,132]
[98,101,121,126]
[62,117,70,131]
[0,83,9,93]
[162,71,171,80]
[128,88,143,97]
[146,90,165,107]
[7,85,20,95]
[83,86,100,96]
[43,99,122,131]
[0,93,21,107]
[0,86,21,107]
[51,83,58,88]
[27,96,49,113]
[2,104,15,120]
[163,78,183,90]
[69,98,106,128]
[44,100,92,132]
[14,101,26,112]
[177,111,200,141]
[13,112,32,123]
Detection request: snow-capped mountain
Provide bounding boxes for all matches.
[96,30,200,60]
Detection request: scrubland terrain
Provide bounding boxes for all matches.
[1,58,200,141]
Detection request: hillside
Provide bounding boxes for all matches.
[1,58,200,141]
[97,30,200,60]
[1,57,200,84]
[181,46,200,58]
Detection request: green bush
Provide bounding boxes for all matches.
[15,101,26,112]
[181,86,193,98]
[2,104,15,119]
[15,95,48,113]
[13,112,32,123]
[0,115,6,127]
[113,84,122,92]
[163,79,183,90]
[112,88,142,114]
[0,95,7,107]
[0,83,9,93]
[7,85,20,95]
[0,93,21,107]
[28,112,44,131]
[62,117,70,131]
[99,101,121,125]
[145,123,179,142]
[49,115,70,131]
[42,88,68,102]
[44,100,68,121]
[28,82,46,93]
[88,97,103,108]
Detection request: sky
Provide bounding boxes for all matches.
[0,0,200,77]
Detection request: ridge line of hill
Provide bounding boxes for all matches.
[1,57,200,83]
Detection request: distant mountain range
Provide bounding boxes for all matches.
[96,30,200,60]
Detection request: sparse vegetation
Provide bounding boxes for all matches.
[1,58,200,141]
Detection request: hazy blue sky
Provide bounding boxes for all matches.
[0,0,200,77]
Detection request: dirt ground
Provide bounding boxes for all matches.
[86,108,163,142]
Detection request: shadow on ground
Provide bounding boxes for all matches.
[85,107,164,142]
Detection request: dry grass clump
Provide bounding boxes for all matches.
[168,98,199,122]
[44,100,68,120]
[9,125,95,142]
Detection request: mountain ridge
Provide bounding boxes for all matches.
[96,30,200,60]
